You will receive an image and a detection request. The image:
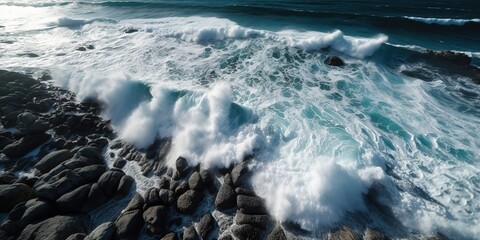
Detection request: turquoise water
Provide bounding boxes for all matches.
[0,0,479,239]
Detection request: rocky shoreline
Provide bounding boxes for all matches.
[0,69,450,240]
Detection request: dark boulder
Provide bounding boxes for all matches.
[235,212,271,229]
[176,190,203,214]
[113,158,127,169]
[331,226,360,240]
[3,133,50,158]
[115,175,134,198]
[0,199,57,235]
[18,215,88,240]
[115,209,144,240]
[235,187,256,196]
[325,56,345,66]
[175,181,189,196]
[75,146,104,163]
[143,205,168,234]
[125,193,144,211]
[232,224,261,240]
[183,225,198,240]
[56,184,91,213]
[81,183,109,213]
[188,171,204,191]
[98,170,124,197]
[159,189,175,205]
[76,47,87,51]
[85,222,116,240]
[144,187,162,208]
[35,149,73,174]
[0,183,34,212]
[197,213,216,239]
[237,195,268,214]
[267,225,287,240]
[66,233,87,240]
[215,174,236,212]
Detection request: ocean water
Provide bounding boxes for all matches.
[1,0,480,239]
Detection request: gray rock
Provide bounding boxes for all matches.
[183,225,198,240]
[267,225,287,240]
[0,199,57,234]
[56,184,91,213]
[124,193,144,211]
[0,183,34,212]
[231,162,250,186]
[85,222,116,240]
[113,158,126,169]
[34,164,105,200]
[197,213,215,239]
[237,195,267,214]
[143,205,168,234]
[0,172,17,184]
[3,133,50,158]
[235,187,256,196]
[424,50,471,66]
[35,149,73,174]
[115,175,134,198]
[215,174,236,212]
[176,157,190,178]
[98,170,124,197]
[330,226,360,240]
[115,209,144,240]
[144,187,162,208]
[18,215,88,240]
[235,212,271,229]
[159,189,175,205]
[75,147,104,163]
[219,234,233,240]
[232,224,261,240]
[17,112,50,134]
[188,171,204,191]
[199,169,213,185]
[176,190,203,214]
[81,183,108,213]
[175,181,189,196]
[161,232,178,240]
[364,228,387,240]
[66,233,88,240]
[158,177,170,189]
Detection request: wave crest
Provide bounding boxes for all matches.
[404,16,480,26]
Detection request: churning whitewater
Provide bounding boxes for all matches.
[1,1,479,239]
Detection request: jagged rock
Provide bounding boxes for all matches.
[235,212,271,229]
[183,225,198,240]
[325,56,345,66]
[330,226,360,240]
[176,157,190,178]
[115,209,144,240]
[237,195,267,214]
[231,162,250,186]
[85,222,116,240]
[98,170,124,197]
[215,174,236,212]
[188,171,204,191]
[3,133,50,158]
[115,175,134,198]
[197,213,216,239]
[161,232,178,240]
[176,190,203,214]
[0,183,34,212]
[18,215,88,240]
[232,224,261,240]
[143,205,168,234]
[267,225,287,240]
[364,228,387,240]
[56,184,91,213]
[35,149,73,174]
[424,50,471,66]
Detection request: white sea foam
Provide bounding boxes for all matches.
[404,16,480,26]
[2,14,480,239]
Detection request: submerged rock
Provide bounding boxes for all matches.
[424,50,471,66]
[325,56,345,66]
